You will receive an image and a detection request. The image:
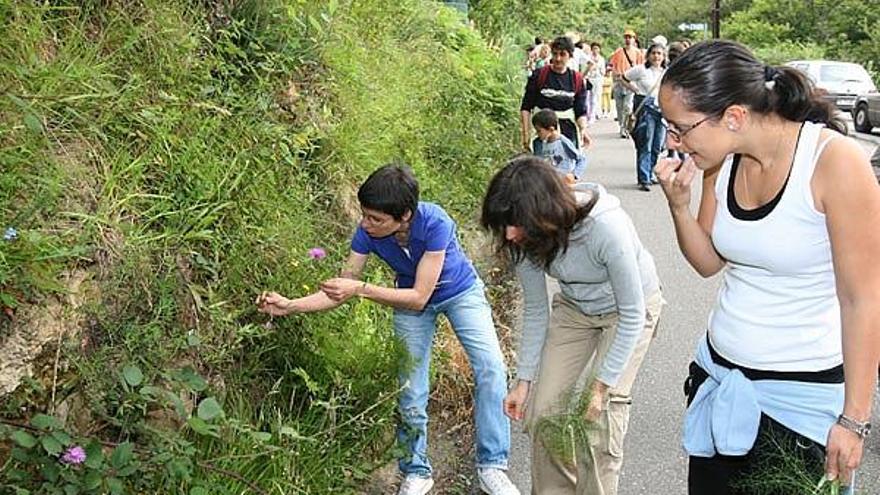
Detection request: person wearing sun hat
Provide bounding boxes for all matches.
[609,28,644,138]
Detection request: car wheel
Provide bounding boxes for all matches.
[854,104,872,133]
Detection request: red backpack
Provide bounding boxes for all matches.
[536,65,585,94]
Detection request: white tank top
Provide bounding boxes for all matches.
[709,121,842,371]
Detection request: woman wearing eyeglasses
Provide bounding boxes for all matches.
[655,40,880,495]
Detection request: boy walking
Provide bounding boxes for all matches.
[532,109,589,183]
[257,165,519,495]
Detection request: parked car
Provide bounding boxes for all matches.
[853,92,880,133]
[786,60,876,111]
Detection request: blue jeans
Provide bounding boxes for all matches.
[633,103,666,184]
[392,280,510,476]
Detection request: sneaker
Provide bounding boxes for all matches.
[477,468,520,495]
[398,474,434,495]
[638,183,651,192]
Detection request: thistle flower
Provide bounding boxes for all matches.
[60,445,86,465]
[3,227,17,242]
[308,247,326,260]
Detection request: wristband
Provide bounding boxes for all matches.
[837,414,871,439]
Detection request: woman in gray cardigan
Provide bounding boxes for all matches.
[481,156,662,495]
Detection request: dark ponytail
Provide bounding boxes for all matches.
[662,40,846,134]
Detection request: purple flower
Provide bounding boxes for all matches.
[60,445,86,465]
[308,247,326,260]
[3,227,17,242]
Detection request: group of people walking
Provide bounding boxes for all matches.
[258,40,879,495]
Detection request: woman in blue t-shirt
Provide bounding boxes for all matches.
[257,164,519,495]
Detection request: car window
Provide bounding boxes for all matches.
[819,63,872,84]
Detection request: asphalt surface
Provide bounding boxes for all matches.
[506,118,880,494]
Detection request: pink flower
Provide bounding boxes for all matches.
[60,445,86,465]
[308,247,326,260]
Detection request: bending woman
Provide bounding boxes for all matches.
[481,156,662,495]
[655,40,880,494]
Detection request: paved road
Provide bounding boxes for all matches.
[507,118,880,494]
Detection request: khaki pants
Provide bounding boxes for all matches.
[525,291,663,495]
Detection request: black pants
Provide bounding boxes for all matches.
[684,355,837,495]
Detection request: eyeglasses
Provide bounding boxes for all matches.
[663,115,713,142]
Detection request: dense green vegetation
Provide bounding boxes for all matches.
[3,0,877,493]
[471,0,880,78]
[0,1,519,493]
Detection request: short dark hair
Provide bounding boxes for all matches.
[531,109,558,130]
[534,36,543,45]
[575,41,584,49]
[663,40,845,134]
[667,41,686,64]
[357,164,419,220]
[590,41,601,49]
[550,36,574,56]
[481,155,596,269]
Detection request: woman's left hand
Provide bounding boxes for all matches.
[319,278,363,302]
[584,380,609,423]
[825,423,865,486]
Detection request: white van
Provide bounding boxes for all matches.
[785,60,876,111]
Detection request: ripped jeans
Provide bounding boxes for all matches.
[392,279,510,477]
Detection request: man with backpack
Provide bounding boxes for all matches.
[608,28,644,138]
[520,36,592,152]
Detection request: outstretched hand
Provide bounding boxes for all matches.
[256,291,294,316]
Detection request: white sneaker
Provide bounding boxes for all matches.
[477,468,520,495]
[398,474,434,495]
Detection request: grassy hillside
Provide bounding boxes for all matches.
[0,1,521,493]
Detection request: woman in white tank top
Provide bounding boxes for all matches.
[654,40,880,495]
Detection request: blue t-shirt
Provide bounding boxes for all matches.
[351,202,477,304]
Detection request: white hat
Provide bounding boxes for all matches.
[651,35,668,47]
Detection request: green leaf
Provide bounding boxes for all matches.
[23,114,42,134]
[196,397,223,421]
[186,417,219,438]
[106,477,124,495]
[11,430,37,448]
[138,385,164,398]
[84,441,104,469]
[190,488,209,495]
[30,414,61,430]
[110,442,134,468]
[41,435,63,455]
[83,470,102,489]
[63,484,79,495]
[40,462,60,482]
[250,431,272,442]
[122,365,143,386]
[174,368,207,392]
[51,430,72,446]
[11,447,31,461]
[186,334,201,347]
[117,463,139,477]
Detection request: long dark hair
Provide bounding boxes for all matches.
[481,156,597,269]
[662,40,846,134]
[645,43,666,69]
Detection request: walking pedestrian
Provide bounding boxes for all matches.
[626,43,667,191]
[609,29,644,138]
[655,40,880,495]
[520,36,591,152]
[585,42,606,123]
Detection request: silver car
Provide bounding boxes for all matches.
[786,60,876,111]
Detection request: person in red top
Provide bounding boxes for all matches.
[608,28,645,138]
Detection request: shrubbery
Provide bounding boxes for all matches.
[0,0,519,492]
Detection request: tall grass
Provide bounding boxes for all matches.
[1,0,521,492]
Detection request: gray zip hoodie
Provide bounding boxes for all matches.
[515,183,661,386]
